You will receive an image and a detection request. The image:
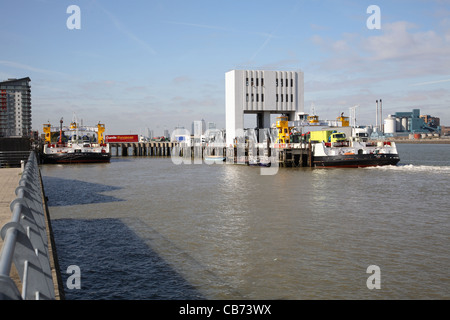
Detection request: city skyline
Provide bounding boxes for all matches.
[1,0,449,135]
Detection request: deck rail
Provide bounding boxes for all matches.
[0,151,55,300]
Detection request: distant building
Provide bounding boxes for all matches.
[0,77,32,137]
[441,126,450,136]
[383,109,441,136]
[225,70,304,145]
[207,121,216,130]
[192,119,206,137]
[201,119,206,133]
[419,114,440,129]
[147,128,154,140]
[163,129,170,139]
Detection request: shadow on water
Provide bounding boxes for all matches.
[42,176,125,207]
[52,218,204,300]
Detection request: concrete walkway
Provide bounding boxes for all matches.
[0,168,22,246]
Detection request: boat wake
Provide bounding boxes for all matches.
[365,164,450,174]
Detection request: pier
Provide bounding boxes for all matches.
[109,140,314,167]
[107,118,316,167]
[109,141,177,157]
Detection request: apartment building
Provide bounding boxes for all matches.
[0,77,32,137]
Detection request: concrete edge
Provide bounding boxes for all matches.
[38,167,66,300]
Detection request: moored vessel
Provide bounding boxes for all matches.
[41,116,111,164]
[311,139,400,168]
[275,117,400,168]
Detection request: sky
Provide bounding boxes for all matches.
[1,0,450,136]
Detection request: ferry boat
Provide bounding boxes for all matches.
[41,117,111,164]
[307,129,400,167]
[311,139,400,168]
[275,116,400,168]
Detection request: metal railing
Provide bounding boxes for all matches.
[0,151,55,300]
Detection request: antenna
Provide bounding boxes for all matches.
[310,102,316,116]
[349,105,359,128]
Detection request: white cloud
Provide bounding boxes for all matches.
[310,19,450,77]
[411,78,450,86]
[363,21,450,62]
[0,60,67,77]
[307,19,450,124]
[171,76,192,85]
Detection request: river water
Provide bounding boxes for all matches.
[40,143,450,300]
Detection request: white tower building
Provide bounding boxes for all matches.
[225,70,304,146]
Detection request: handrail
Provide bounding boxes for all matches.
[0,151,55,300]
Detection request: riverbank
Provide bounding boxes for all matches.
[388,138,450,144]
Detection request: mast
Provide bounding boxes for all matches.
[59,118,63,144]
[376,100,378,130]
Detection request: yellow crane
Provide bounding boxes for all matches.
[275,116,293,143]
